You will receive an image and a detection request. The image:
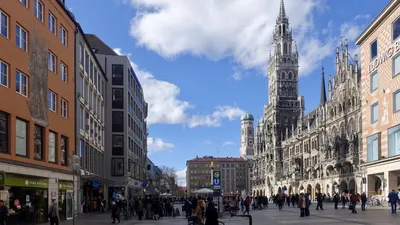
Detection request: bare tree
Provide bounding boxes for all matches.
[158,166,177,194]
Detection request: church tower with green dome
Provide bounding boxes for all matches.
[240,112,255,156]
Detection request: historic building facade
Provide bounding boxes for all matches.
[252,0,362,199]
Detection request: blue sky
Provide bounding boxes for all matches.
[67,0,388,185]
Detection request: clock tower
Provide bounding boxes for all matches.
[240,113,255,156]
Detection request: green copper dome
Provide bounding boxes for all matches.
[241,113,254,121]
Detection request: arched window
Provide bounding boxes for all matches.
[288,71,293,80]
[281,71,286,80]
[284,43,288,54]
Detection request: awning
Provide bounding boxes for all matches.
[80,174,114,185]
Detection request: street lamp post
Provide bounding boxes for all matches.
[69,155,81,225]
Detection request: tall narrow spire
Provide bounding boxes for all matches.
[320,66,327,105]
[279,0,286,19]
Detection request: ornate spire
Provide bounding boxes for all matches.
[279,0,286,19]
[320,66,327,106]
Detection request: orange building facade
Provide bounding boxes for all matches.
[356,0,400,196]
[0,0,75,222]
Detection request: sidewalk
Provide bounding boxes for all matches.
[60,213,139,225]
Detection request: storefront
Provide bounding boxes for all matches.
[58,181,73,220]
[81,180,105,213]
[0,173,49,224]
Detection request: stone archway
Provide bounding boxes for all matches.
[256,190,259,196]
[289,186,293,195]
[299,186,304,193]
[332,181,339,194]
[349,179,356,193]
[340,180,348,193]
[283,186,287,195]
[307,184,313,200]
[278,187,282,195]
[315,183,321,194]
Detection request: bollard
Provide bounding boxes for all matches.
[231,214,252,225]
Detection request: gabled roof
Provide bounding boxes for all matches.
[85,34,119,56]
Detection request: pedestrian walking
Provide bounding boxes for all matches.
[350,192,358,214]
[111,202,120,224]
[243,196,250,215]
[388,189,399,214]
[333,193,339,210]
[205,201,218,225]
[299,194,306,217]
[48,200,60,225]
[360,192,367,211]
[316,193,324,210]
[0,200,8,225]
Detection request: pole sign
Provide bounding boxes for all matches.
[212,171,221,188]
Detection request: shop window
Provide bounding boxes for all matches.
[393,17,400,40]
[16,118,27,156]
[111,158,124,176]
[34,125,44,160]
[394,90,400,114]
[112,135,124,156]
[371,102,379,124]
[370,39,377,60]
[112,88,124,109]
[0,110,9,153]
[112,64,124,85]
[370,71,378,92]
[61,136,68,166]
[48,131,57,163]
[112,111,124,132]
[388,125,400,157]
[367,133,380,162]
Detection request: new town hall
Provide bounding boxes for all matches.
[246,0,362,200]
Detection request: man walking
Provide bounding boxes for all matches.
[316,193,324,210]
[388,189,399,214]
[360,192,367,211]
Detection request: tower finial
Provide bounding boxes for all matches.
[320,65,327,106]
[279,0,286,19]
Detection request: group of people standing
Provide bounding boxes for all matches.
[184,196,219,225]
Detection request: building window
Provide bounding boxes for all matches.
[60,63,67,82]
[34,125,44,160]
[16,119,27,156]
[33,0,43,22]
[16,25,27,51]
[60,26,67,46]
[112,64,124,85]
[371,102,378,123]
[370,72,378,92]
[388,125,400,157]
[112,111,124,132]
[48,12,56,34]
[394,90,400,113]
[1,11,8,38]
[16,71,28,96]
[79,43,84,65]
[48,52,56,72]
[19,0,28,7]
[48,90,56,112]
[0,61,8,87]
[111,158,124,176]
[61,98,67,118]
[394,17,400,40]
[48,131,56,163]
[0,111,8,153]
[367,133,379,162]
[112,88,124,109]
[393,54,400,77]
[370,40,377,60]
[112,135,124,156]
[61,136,68,166]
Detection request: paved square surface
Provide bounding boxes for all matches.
[63,203,399,225]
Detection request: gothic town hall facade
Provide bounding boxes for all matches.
[250,0,362,200]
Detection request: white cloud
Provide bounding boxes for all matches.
[147,137,175,153]
[125,0,333,77]
[188,105,245,128]
[113,48,245,127]
[232,72,242,81]
[176,168,187,186]
[204,140,212,145]
[221,141,235,147]
[354,14,370,20]
[340,23,363,42]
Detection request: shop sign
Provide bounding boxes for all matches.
[369,41,400,73]
[4,174,48,188]
[59,181,73,190]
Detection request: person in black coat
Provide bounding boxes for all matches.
[111,202,120,224]
[205,201,218,225]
